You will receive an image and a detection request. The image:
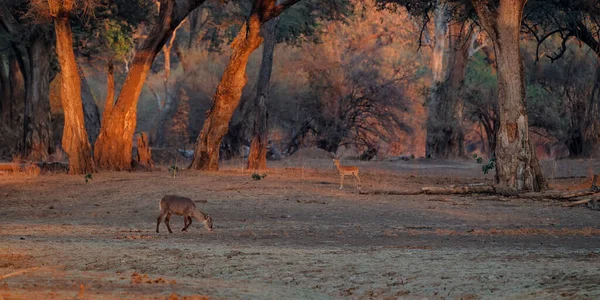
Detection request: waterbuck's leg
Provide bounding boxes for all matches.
[156,212,165,233]
[340,175,344,189]
[165,213,173,233]
[186,216,193,230]
[182,216,192,231]
[182,216,189,231]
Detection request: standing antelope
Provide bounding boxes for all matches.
[333,159,361,190]
[156,195,213,233]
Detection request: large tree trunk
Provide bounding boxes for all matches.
[153,28,182,147]
[426,5,468,159]
[582,63,600,157]
[7,54,24,130]
[425,2,449,158]
[19,29,53,161]
[94,0,206,170]
[247,17,279,170]
[0,54,10,126]
[443,22,469,158]
[78,66,101,146]
[472,0,547,192]
[50,2,95,174]
[189,17,264,171]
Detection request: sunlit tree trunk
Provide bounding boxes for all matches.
[49,0,95,174]
[472,0,547,192]
[190,0,299,171]
[94,0,206,170]
[247,17,279,170]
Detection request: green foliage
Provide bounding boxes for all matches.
[481,158,496,175]
[472,154,495,174]
[103,19,135,59]
[525,83,567,136]
[73,0,154,60]
[84,173,93,183]
[251,173,267,180]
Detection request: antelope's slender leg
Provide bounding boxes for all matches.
[182,216,189,231]
[165,213,173,233]
[354,173,361,190]
[156,212,165,233]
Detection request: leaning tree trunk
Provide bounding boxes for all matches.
[20,29,53,161]
[248,17,279,170]
[190,17,264,171]
[94,0,206,170]
[51,5,95,174]
[472,0,546,192]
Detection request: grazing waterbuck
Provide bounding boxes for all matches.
[156,195,213,233]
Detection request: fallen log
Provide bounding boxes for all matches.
[518,189,600,200]
[0,267,39,281]
[359,190,422,195]
[563,198,593,207]
[421,184,495,195]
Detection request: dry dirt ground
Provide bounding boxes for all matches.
[1,158,599,299]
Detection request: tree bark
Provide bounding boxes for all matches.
[471,0,547,192]
[50,1,95,174]
[136,132,154,168]
[94,0,206,170]
[247,17,279,170]
[190,0,299,171]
